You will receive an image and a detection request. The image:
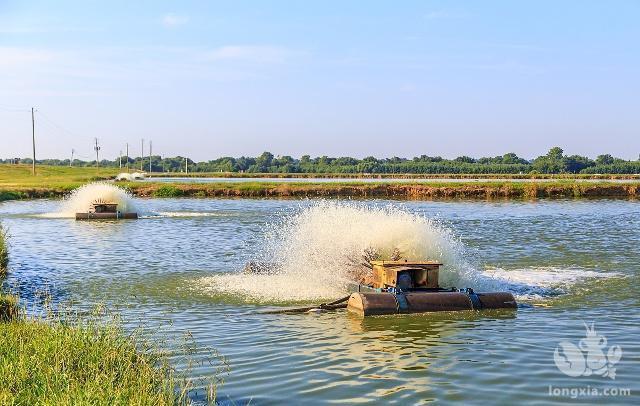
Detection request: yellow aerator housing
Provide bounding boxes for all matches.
[370,260,442,290]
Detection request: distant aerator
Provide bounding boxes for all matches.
[75,199,138,220]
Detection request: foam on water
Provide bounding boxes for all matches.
[44,182,138,218]
[478,267,621,300]
[198,201,620,303]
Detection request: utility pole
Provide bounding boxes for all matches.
[185,157,188,174]
[31,107,36,175]
[149,140,152,173]
[126,143,129,172]
[141,138,144,171]
[119,150,122,168]
[70,149,74,167]
[94,138,101,168]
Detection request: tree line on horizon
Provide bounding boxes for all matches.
[2,147,639,174]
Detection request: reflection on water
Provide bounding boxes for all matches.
[1,198,639,404]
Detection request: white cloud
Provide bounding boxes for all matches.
[161,13,189,28]
[205,45,292,63]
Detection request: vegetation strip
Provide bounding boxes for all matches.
[1,165,639,201]
[1,181,639,201]
[6,147,640,174]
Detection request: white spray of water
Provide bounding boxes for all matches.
[45,182,138,218]
[115,172,146,181]
[199,200,621,303]
[199,201,476,302]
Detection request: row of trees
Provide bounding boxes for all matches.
[3,148,640,174]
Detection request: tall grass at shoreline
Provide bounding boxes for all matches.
[0,224,7,275]
[0,303,226,404]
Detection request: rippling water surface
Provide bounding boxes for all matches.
[1,198,638,404]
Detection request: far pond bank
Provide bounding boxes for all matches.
[1,180,639,201]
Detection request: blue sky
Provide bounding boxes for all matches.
[1,0,639,161]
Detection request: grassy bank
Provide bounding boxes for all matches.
[149,171,640,180]
[0,165,119,202]
[3,179,640,201]
[0,164,118,191]
[1,164,639,201]
[0,301,223,404]
[125,180,640,199]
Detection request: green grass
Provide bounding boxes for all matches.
[0,294,18,322]
[0,164,118,191]
[0,165,123,201]
[153,185,185,197]
[0,305,225,405]
[0,224,8,275]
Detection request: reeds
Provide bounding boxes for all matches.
[0,224,8,275]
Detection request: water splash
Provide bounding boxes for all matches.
[46,182,137,218]
[115,172,146,181]
[199,201,475,302]
[198,201,621,303]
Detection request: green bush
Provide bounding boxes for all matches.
[0,191,23,202]
[153,185,184,197]
[0,294,18,322]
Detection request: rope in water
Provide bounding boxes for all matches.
[261,295,351,314]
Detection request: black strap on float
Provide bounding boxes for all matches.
[394,291,410,313]
[464,288,483,310]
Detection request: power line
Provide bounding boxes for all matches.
[36,110,81,138]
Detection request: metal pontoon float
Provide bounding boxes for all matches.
[346,260,517,316]
[75,201,138,220]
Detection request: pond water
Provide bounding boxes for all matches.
[1,197,638,404]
